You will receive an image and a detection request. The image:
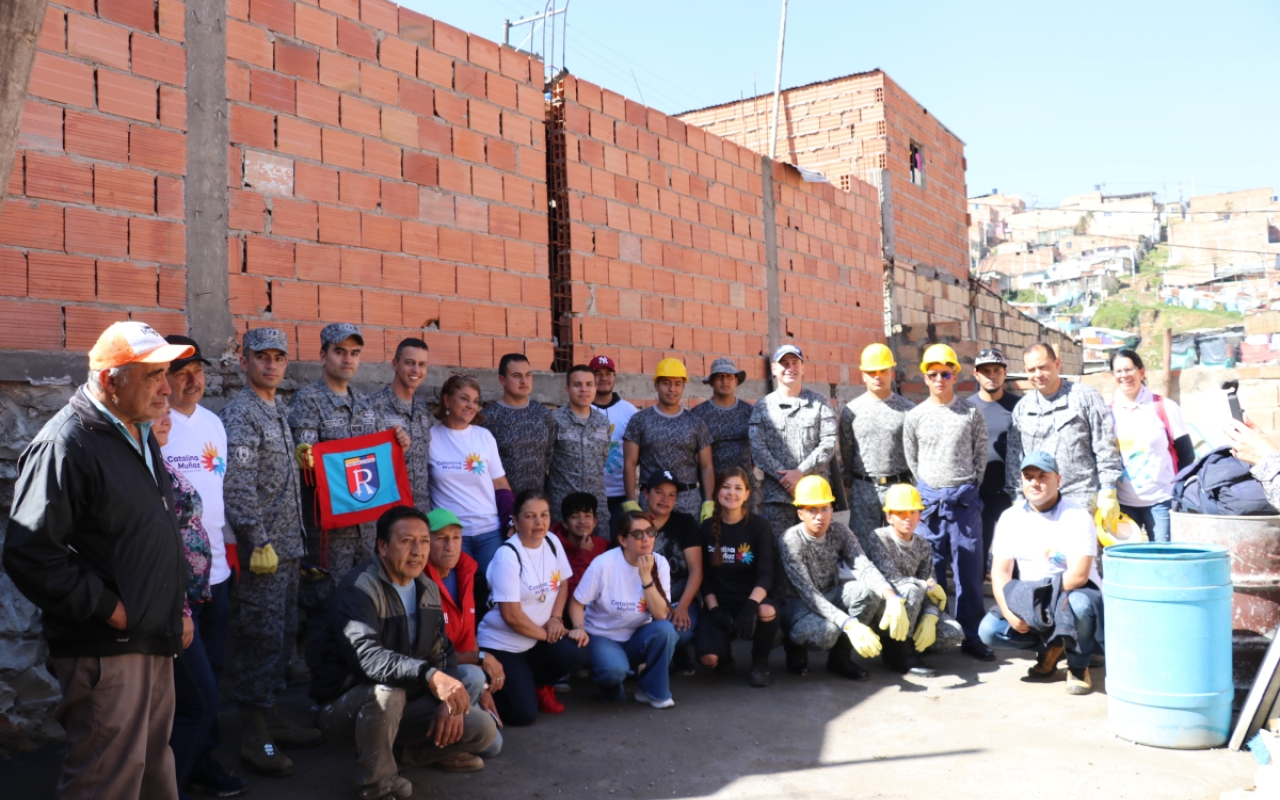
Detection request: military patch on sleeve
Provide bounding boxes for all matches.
[300,429,319,444]
[234,445,255,465]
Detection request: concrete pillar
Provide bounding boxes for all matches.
[761,156,781,376]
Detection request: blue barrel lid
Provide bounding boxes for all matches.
[1104,543,1229,561]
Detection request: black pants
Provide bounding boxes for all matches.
[696,599,780,661]
[980,492,1012,571]
[487,638,589,726]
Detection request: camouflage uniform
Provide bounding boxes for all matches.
[748,389,838,537]
[774,520,892,650]
[689,398,760,513]
[368,385,433,512]
[862,526,963,653]
[547,405,611,536]
[481,401,557,498]
[839,391,915,538]
[220,347,306,708]
[288,378,380,674]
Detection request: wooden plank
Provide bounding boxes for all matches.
[1230,632,1280,750]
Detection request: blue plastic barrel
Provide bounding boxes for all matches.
[1103,543,1233,749]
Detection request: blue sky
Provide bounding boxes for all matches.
[405,0,1279,207]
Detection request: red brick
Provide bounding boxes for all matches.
[321,127,362,169]
[0,249,27,297]
[97,260,158,305]
[397,6,432,44]
[438,228,470,263]
[229,188,267,231]
[295,241,341,282]
[433,20,466,59]
[380,107,416,147]
[400,221,437,257]
[159,86,187,130]
[361,213,400,251]
[318,283,360,322]
[132,33,186,85]
[340,94,380,135]
[437,159,469,193]
[275,39,319,81]
[294,162,338,203]
[67,15,130,71]
[419,259,453,295]
[271,280,319,321]
[99,0,156,32]
[317,205,361,245]
[251,0,294,35]
[438,298,472,332]
[95,164,154,213]
[226,19,273,68]
[158,0,184,40]
[339,171,380,209]
[472,165,502,202]
[64,112,128,164]
[39,5,64,52]
[230,104,275,149]
[339,248,380,286]
[380,253,416,291]
[418,117,451,155]
[336,17,375,60]
[17,101,62,153]
[453,264,487,299]
[131,217,185,265]
[360,0,398,32]
[434,89,466,126]
[28,253,94,302]
[319,51,360,91]
[416,47,450,87]
[296,4,338,49]
[67,306,132,350]
[100,71,158,123]
[360,63,398,105]
[271,197,319,240]
[401,153,436,186]
[158,265,185,308]
[380,36,416,75]
[362,289,401,327]
[66,207,127,257]
[245,235,294,276]
[251,70,295,114]
[130,126,187,175]
[23,153,90,203]
[229,273,269,315]
[275,117,321,160]
[30,53,94,108]
[296,82,340,125]
[0,299,63,350]
[380,180,416,217]
[227,61,251,101]
[362,138,400,178]
[453,63,484,99]
[0,201,62,250]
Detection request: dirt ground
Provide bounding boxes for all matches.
[2,640,1256,800]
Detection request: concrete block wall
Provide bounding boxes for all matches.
[223,0,552,369]
[0,0,190,351]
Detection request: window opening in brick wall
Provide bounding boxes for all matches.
[546,80,573,372]
[909,142,925,187]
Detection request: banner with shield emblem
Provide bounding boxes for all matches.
[309,429,413,529]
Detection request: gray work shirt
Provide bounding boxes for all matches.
[548,405,611,520]
[774,520,891,626]
[903,396,989,489]
[220,387,305,560]
[1005,379,1122,503]
[839,391,914,481]
[481,401,557,497]
[369,385,434,512]
[748,388,838,505]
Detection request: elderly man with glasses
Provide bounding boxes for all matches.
[902,344,991,661]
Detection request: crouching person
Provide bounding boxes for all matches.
[776,477,911,680]
[312,506,498,799]
[862,485,967,677]
[980,452,1105,695]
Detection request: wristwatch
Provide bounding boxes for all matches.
[477,651,487,662]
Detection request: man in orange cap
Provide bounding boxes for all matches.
[4,321,194,800]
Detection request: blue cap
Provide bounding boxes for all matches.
[772,344,804,363]
[321,322,364,347]
[1020,451,1059,474]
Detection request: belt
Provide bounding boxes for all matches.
[851,471,913,486]
[672,482,699,493]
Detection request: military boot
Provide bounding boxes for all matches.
[239,705,294,777]
[266,703,324,748]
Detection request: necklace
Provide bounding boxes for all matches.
[524,540,551,602]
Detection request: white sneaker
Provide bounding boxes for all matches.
[633,689,675,709]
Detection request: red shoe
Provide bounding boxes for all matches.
[536,684,565,714]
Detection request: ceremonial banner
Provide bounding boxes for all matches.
[311,430,412,529]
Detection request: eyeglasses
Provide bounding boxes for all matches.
[1112,368,1138,376]
[925,371,956,381]
[626,529,657,540]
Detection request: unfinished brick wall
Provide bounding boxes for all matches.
[0,0,190,351]
[223,0,551,369]
[549,74,883,386]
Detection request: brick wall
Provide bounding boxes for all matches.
[0,0,190,351]
[223,0,551,369]
[549,75,883,386]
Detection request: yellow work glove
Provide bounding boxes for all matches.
[250,543,279,575]
[878,595,910,641]
[842,618,882,658]
[913,614,938,652]
[621,500,642,514]
[1097,489,1121,532]
[925,582,947,612]
[294,442,314,470]
[700,501,716,523]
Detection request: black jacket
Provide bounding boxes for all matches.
[3,387,186,658]
[310,557,459,703]
[999,574,1082,651]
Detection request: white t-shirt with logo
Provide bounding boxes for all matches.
[1111,386,1190,506]
[573,547,671,642]
[477,532,573,653]
[427,423,506,537]
[991,497,1103,587]
[162,404,231,586]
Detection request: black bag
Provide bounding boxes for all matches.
[1172,446,1278,516]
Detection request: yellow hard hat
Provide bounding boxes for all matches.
[859,343,897,372]
[654,358,688,381]
[792,475,836,506]
[920,343,960,372]
[882,484,925,513]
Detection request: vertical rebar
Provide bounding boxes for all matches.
[767,0,788,160]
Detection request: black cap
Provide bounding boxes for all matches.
[975,348,1007,368]
[165,335,210,372]
[641,468,680,491]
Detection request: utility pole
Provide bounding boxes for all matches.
[0,0,49,219]
[767,0,788,160]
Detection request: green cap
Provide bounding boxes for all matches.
[426,507,462,532]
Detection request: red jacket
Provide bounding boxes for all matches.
[552,522,609,597]
[426,553,478,654]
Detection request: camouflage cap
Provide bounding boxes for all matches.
[321,322,364,347]
[243,327,289,355]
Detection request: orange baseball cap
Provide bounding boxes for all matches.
[89,321,195,370]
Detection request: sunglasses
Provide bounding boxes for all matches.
[925,371,956,381]
[626,529,656,540]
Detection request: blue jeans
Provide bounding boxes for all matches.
[463,529,506,610]
[979,588,1105,669]
[171,617,219,791]
[1121,500,1171,543]
[586,620,679,702]
[672,600,699,654]
[189,578,229,778]
[457,665,503,758]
